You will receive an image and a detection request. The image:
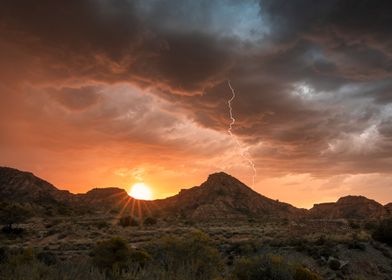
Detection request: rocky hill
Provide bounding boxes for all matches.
[75,187,130,209]
[1,166,391,221]
[309,195,388,219]
[0,167,72,203]
[0,167,73,215]
[153,172,305,220]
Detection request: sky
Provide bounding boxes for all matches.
[0,0,391,208]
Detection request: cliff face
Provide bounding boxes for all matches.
[309,196,387,219]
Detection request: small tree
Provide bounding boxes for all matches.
[0,203,31,230]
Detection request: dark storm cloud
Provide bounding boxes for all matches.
[0,0,233,93]
[0,0,391,176]
[260,0,392,42]
[259,0,392,81]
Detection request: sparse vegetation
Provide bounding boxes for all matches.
[143,216,157,226]
[146,230,223,279]
[293,266,322,280]
[118,216,138,227]
[0,203,31,235]
[231,254,321,280]
[2,219,392,279]
[91,237,130,271]
[372,218,392,246]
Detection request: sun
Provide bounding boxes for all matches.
[128,182,152,200]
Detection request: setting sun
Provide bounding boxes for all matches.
[128,182,152,200]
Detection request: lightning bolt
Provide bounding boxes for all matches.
[227,80,256,185]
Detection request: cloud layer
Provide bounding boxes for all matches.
[0,0,391,206]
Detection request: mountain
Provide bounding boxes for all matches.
[1,166,391,221]
[0,167,74,216]
[0,167,72,203]
[309,195,387,219]
[152,172,305,220]
[75,187,131,210]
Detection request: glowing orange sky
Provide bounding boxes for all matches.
[1,82,391,208]
[1,1,391,208]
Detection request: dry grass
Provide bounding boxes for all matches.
[1,215,392,279]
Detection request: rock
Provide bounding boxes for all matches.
[309,195,387,219]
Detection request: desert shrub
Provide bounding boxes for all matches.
[371,241,392,259]
[228,240,262,256]
[372,218,392,246]
[0,203,31,236]
[57,205,72,216]
[294,266,322,280]
[128,249,151,268]
[146,230,223,279]
[1,225,24,235]
[144,216,157,226]
[91,237,152,273]
[119,216,138,227]
[328,259,341,270]
[6,247,35,268]
[349,220,361,229]
[91,238,130,271]
[0,257,106,280]
[231,253,322,280]
[183,219,196,226]
[37,251,57,266]
[314,235,326,246]
[364,220,378,230]
[231,254,293,280]
[95,221,109,229]
[0,247,8,263]
[347,240,366,251]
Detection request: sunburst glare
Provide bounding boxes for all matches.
[128,182,152,200]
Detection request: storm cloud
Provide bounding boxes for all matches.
[0,0,391,206]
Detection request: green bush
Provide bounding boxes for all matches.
[228,239,262,256]
[231,255,293,280]
[231,255,321,280]
[128,249,151,268]
[294,266,322,280]
[144,216,157,226]
[91,238,130,271]
[0,203,31,235]
[146,230,223,279]
[91,237,152,273]
[372,218,392,246]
